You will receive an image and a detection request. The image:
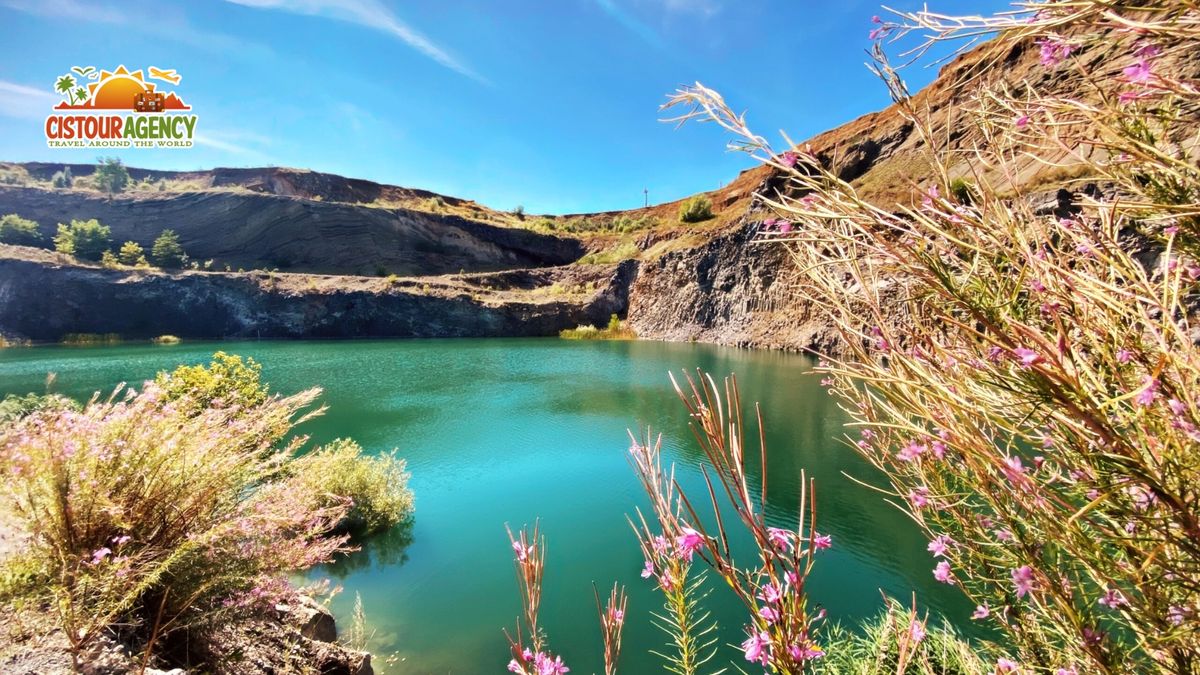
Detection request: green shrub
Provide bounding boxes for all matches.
[0,392,79,427]
[0,213,42,246]
[559,315,635,340]
[50,167,73,188]
[61,332,121,345]
[53,218,111,261]
[117,240,147,266]
[155,351,269,412]
[152,335,181,345]
[948,177,975,205]
[288,438,414,535]
[578,241,638,264]
[100,249,119,268]
[678,195,713,223]
[512,205,525,220]
[150,229,186,268]
[93,156,129,195]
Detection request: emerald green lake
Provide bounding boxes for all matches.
[0,339,971,673]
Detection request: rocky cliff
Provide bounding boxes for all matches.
[0,245,634,342]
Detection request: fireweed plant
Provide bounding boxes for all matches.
[0,354,414,666]
[663,1,1200,673]
[631,372,833,673]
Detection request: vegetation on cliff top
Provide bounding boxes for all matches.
[559,314,636,340]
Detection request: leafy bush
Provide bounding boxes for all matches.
[678,196,713,223]
[577,241,639,264]
[559,314,635,340]
[100,249,119,268]
[150,229,186,268]
[117,240,147,267]
[288,438,414,535]
[50,166,73,188]
[93,156,129,195]
[813,600,991,675]
[53,218,111,261]
[154,351,269,412]
[512,205,526,220]
[0,213,42,246]
[0,392,78,426]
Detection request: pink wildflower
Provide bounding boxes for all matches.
[780,151,799,167]
[927,534,953,557]
[997,657,1021,673]
[909,619,926,643]
[758,582,783,605]
[909,486,930,509]
[759,605,781,624]
[1135,376,1158,407]
[1038,38,1073,66]
[533,651,569,675]
[812,532,832,550]
[1098,588,1128,609]
[609,608,624,624]
[897,440,927,462]
[641,559,654,579]
[1056,668,1078,675]
[972,604,990,620]
[1013,347,1042,367]
[778,221,794,234]
[1015,114,1030,128]
[934,560,954,584]
[741,630,771,665]
[675,527,705,561]
[89,547,112,565]
[767,527,793,552]
[1011,566,1036,598]
[513,541,532,562]
[1001,455,1027,486]
[1123,59,1154,85]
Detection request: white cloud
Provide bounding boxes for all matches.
[0,0,127,23]
[656,0,720,16]
[195,127,275,162]
[595,0,665,50]
[1,0,275,60]
[224,0,488,84]
[0,80,57,120]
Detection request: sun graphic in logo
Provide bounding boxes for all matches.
[53,65,190,111]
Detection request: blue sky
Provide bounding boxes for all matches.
[0,0,1010,214]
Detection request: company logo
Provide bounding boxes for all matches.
[44,65,198,149]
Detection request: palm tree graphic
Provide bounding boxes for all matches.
[55,74,78,105]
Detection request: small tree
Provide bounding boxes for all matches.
[678,196,713,223]
[94,157,129,195]
[50,166,73,189]
[150,229,186,268]
[117,240,147,267]
[513,205,526,220]
[53,219,111,261]
[0,214,42,246]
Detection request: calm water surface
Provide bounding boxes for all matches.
[0,339,971,673]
